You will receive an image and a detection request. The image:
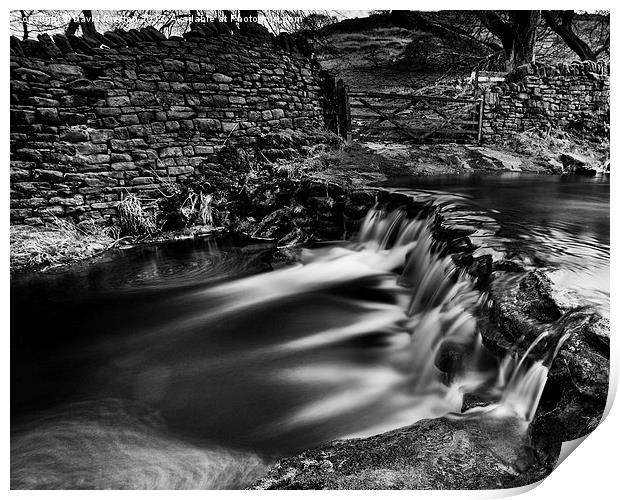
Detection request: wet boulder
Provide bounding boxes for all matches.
[552,309,609,402]
[251,415,553,490]
[534,308,610,441]
[482,271,549,349]
[467,254,493,285]
[252,207,295,240]
[517,271,562,322]
[560,153,599,176]
[481,270,609,442]
[252,205,312,242]
[277,227,308,248]
[482,270,565,351]
[583,314,610,357]
[343,189,377,219]
[460,388,501,413]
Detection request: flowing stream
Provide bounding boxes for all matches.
[10,173,609,489]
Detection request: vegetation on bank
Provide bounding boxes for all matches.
[10,217,115,273]
[10,193,221,274]
[8,130,343,273]
[9,123,609,274]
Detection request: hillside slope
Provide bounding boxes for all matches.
[313,11,608,93]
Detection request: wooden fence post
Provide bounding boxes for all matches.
[336,79,351,143]
[320,73,338,135]
[336,79,345,139]
[344,84,352,144]
[477,94,485,144]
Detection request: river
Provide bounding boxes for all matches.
[10,173,609,489]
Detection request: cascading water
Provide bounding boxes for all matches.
[11,207,571,489]
[350,207,567,425]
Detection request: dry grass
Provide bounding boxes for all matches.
[198,193,214,227]
[10,217,114,272]
[117,194,157,236]
[174,191,216,227]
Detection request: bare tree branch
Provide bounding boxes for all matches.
[391,11,503,53]
[543,10,608,61]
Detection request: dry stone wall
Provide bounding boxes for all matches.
[482,61,610,141]
[10,25,328,225]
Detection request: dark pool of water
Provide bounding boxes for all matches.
[13,233,454,459]
[11,236,274,413]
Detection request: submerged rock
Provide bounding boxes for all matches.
[251,415,553,490]
[460,386,502,413]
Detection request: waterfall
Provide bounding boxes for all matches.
[338,207,567,424]
[283,206,564,426]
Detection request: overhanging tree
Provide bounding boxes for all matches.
[389,10,542,72]
[543,10,609,61]
[476,10,541,72]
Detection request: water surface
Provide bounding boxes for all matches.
[382,173,610,316]
[11,173,610,488]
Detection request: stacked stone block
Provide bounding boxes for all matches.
[482,61,609,141]
[10,25,326,224]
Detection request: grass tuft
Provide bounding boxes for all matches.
[117,194,157,236]
[198,193,214,227]
[10,217,114,272]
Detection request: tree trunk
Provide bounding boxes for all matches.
[20,10,29,40]
[66,16,79,36]
[79,10,97,36]
[477,11,540,72]
[505,11,541,72]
